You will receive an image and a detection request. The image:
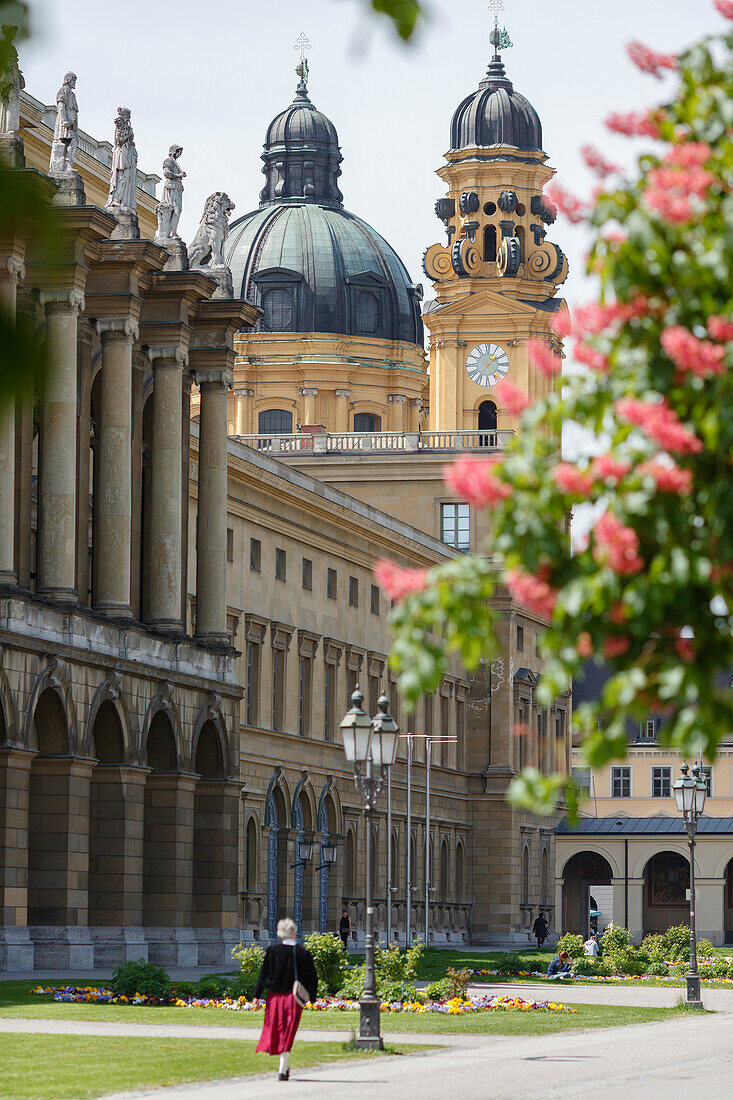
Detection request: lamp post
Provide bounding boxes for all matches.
[672,762,707,1010]
[339,688,399,1050]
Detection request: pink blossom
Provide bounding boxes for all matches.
[550,311,573,339]
[552,462,594,496]
[715,0,733,18]
[626,41,677,78]
[504,568,558,620]
[674,635,696,662]
[638,460,693,495]
[573,341,609,372]
[609,602,629,624]
[707,315,733,342]
[593,512,645,575]
[603,635,631,658]
[614,397,703,455]
[529,339,562,377]
[644,189,695,223]
[544,183,589,224]
[443,454,511,508]
[373,560,429,603]
[494,377,531,415]
[661,325,726,377]
[577,631,593,657]
[604,229,628,247]
[605,111,662,139]
[581,144,621,179]
[572,298,651,337]
[644,160,715,224]
[667,142,712,169]
[591,454,632,483]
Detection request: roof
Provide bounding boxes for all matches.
[450,53,542,153]
[556,815,733,836]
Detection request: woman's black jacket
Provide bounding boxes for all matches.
[253,942,319,1003]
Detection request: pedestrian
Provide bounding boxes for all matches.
[532,911,549,950]
[338,907,351,951]
[547,950,572,978]
[252,917,319,1082]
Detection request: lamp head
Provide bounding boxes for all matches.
[370,692,400,769]
[673,762,697,816]
[339,686,372,764]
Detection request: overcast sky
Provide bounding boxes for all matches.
[21,0,723,315]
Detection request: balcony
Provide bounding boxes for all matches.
[232,429,515,456]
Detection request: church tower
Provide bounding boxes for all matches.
[423,15,568,433]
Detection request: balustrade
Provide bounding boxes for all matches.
[234,429,514,456]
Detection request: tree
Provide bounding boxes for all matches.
[378,4,733,815]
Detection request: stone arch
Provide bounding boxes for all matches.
[23,660,77,752]
[84,674,131,762]
[642,849,690,934]
[142,706,182,927]
[0,660,18,742]
[193,720,226,779]
[190,694,230,777]
[192,719,238,931]
[88,696,128,926]
[265,775,289,939]
[561,850,614,938]
[317,784,339,932]
[146,710,178,772]
[292,781,316,931]
[631,841,689,881]
[559,844,621,881]
[522,843,530,904]
[245,814,259,892]
[541,845,550,906]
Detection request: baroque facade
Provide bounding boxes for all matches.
[0,28,571,971]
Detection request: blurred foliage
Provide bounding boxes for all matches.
[385,18,733,818]
[368,0,423,40]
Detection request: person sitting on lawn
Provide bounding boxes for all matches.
[547,950,572,978]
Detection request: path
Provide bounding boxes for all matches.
[468,979,733,1012]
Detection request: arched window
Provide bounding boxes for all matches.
[370,825,379,896]
[391,832,399,892]
[522,845,530,904]
[261,288,293,331]
[483,224,497,262]
[456,842,465,901]
[246,817,258,892]
[541,847,549,904]
[440,838,449,901]
[354,412,381,433]
[355,291,380,334]
[478,400,497,431]
[258,409,293,435]
[345,829,356,895]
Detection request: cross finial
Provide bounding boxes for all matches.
[294,32,311,90]
[488,0,505,30]
[294,32,311,62]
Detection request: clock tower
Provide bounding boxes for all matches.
[422,17,568,432]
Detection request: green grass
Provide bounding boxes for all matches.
[416,947,555,980]
[0,982,691,1035]
[0,1034,416,1100]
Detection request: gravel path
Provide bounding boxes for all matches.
[468,980,733,1012]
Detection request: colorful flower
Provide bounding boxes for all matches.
[603,635,631,658]
[715,0,733,18]
[529,338,562,377]
[591,454,632,483]
[373,559,429,602]
[707,315,733,342]
[626,41,677,78]
[544,182,589,224]
[605,111,662,139]
[661,325,726,377]
[638,460,693,494]
[444,453,511,507]
[581,144,622,179]
[614,396,703,455]
[593,512,644,575]
[552,462,594,496]
[504,567,558,619]
[494,376,531,415]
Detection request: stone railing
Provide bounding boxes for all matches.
[239,891,267,932]
[342,896,472,944]
[233,429,514,457]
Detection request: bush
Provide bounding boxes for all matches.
[601,924,631,952]
[556,934,584,959]
[425,978,453,1001]
[338,963,365,1001]
[662,925,691,963]
[573,956,613,977]
[111,959,171,999]
[378,979,422,1004]
[641,934,668,962]
[494,952,528,973]
[605,947,647,976]
[231,941,265,1000]
[304,932,349,996]
[194,974,232,998]
[646,961,670,977]
[446,967,472,998]
[338,944,423,1003]
[696,938,715,957]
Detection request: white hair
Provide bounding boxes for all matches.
[277,917,297,941]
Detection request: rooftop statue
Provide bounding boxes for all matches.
[189,191,235,297]
[0,25,24,135]
[49,72,79,175]
[106,106,139,236]
[155,144,185,241]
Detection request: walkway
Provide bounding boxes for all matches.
[468,980,733,1012]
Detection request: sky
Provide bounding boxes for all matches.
[21,0,724,319]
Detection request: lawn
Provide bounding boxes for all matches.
[0,1034,413,1100]
[0,982,690,1035]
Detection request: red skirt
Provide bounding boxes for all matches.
[256,992,303,1055]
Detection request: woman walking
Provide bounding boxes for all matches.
[252,918,319,1081]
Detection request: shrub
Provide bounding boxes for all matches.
[338,963,365,1001]
[304,932,349,996]
[662,925,691,963]
[231,941,265,1000]
[425,977,453,1001]
[646,961,670,977]
[194,974,231,998]
[696,938,715,957]
[605,947,647,976]
[601,923,631,952]
[374,942,423,984]
[111,959,171,999]
[573,956,613,977]
[494,952,527,973]
[556,933,584,959]
[641,934,667,962]
[378,979,422,1004]
[446,967,472,998]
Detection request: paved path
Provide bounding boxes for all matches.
[98,1014,733,1100]
[469,980,733,1012]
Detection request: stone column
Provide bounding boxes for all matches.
[388,393,407,433]
[37,289,85,600]
[234,388,253,436]
[0,256,24,584]
[300,387,318,426]
[143,773,196,928]
[147,348,187,632]
[89,764,148,926]
[408,397,422,433]
[334,389,350,434]
[195,370,230,645]
[94,321,137,616]
[193,778,240,928]
[0,747,33,927]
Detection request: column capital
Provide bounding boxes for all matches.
[96,318,139,343]
[335,389,351,399]
[409,397,423,407]
[1,255,25,282]
[191,366,233,390]
[299,387,318,397]
[388,393,407,404]
[233,387,254,398]
[39,288,85,314]
[148,345,189,369]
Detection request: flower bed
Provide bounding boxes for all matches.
[30,987,576,1014]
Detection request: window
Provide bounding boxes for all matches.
[327,568,337,599]
[612,766,631,798]
[640,718,658,740]
[572,767,591,796]
[245,817,257,892]
[347,668,358,707]
[325,662,336,741]
[369,675,379,717]
[652,766,671,798]
[389,680,399,726]
[456,699,465,768]
[517,624,524,652]
[299,656,312,737]
[246,641,260,727]
[354,412,381,432]
[478,400,497,432]
[349,577,358,607]
[275,548,286,581]
[514,224,525,258]
[354,290,380,334]
[484,224,497,262]
[440,502,470,553]
[302,557,312,590]
[700,765,712,796]
[370,584,380,615]
[258,409,293,435]
[226,527,234,562]
[261,287,293,331]
[440,692,450,766]
[250,538,261,572]
[272,648,286,730]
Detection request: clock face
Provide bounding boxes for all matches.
[465,343,510,387]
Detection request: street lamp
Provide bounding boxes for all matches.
[291,836,314,868]
[672,761,708,1009]
[316,839,338,872]
[339,688,399,1050]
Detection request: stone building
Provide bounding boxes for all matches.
[0,28,570,971]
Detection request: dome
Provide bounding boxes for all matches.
[225,201,424,344]
[450,53,543,152]
[259,77,343,208]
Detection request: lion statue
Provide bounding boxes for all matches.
[188,191,236,268]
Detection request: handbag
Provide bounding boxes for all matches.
[292,945,309,1007]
